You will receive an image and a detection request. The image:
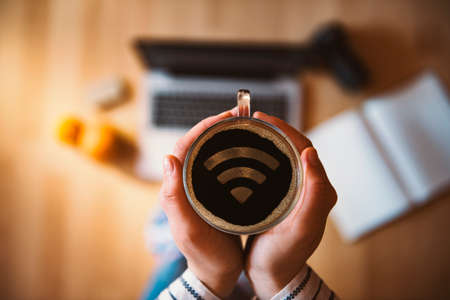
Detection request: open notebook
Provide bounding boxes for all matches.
[308,72,450,241]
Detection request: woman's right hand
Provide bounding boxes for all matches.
[159,109,244,298]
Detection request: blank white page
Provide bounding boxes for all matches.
[363,72,450,204]
[308,111,410,241]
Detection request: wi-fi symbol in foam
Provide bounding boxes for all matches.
[204,147,280,204]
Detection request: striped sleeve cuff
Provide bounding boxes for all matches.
[270,265,337,300]
[160,269,221,300]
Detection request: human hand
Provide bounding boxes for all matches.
[244,112,337,299]
[159,108,243,298]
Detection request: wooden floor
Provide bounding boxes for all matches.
[1,1,450,299]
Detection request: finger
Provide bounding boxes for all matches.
[159,155,203,230]
[291,147,337,226]
[252,111,312,153]
[174,107,238,162]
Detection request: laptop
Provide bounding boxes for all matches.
[133,40,304,180]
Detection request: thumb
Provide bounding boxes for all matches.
[296,147,337,225]
[159,155,199,227]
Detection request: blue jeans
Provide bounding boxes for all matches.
[141,255,187,300]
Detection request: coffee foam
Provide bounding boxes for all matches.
[184,117,303,234]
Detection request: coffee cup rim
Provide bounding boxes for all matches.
[183,116,303,235]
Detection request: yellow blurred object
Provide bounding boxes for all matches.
[57,117,84,145]
[79,123,116,160]
[56,116,134,163]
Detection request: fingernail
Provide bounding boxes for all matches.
[253,111,266,118]
[231,106,238,116]
[163,156,174,176]
[306,147,320,167]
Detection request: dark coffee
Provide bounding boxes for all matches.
[184,117,302,234]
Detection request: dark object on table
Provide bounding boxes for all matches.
[134,22,369,91]
[311,23,369,90]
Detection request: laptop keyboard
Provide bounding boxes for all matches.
[152,92,287,128]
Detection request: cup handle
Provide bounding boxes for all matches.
[237,89,251,117]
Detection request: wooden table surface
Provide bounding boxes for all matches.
[1,1,450,299]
